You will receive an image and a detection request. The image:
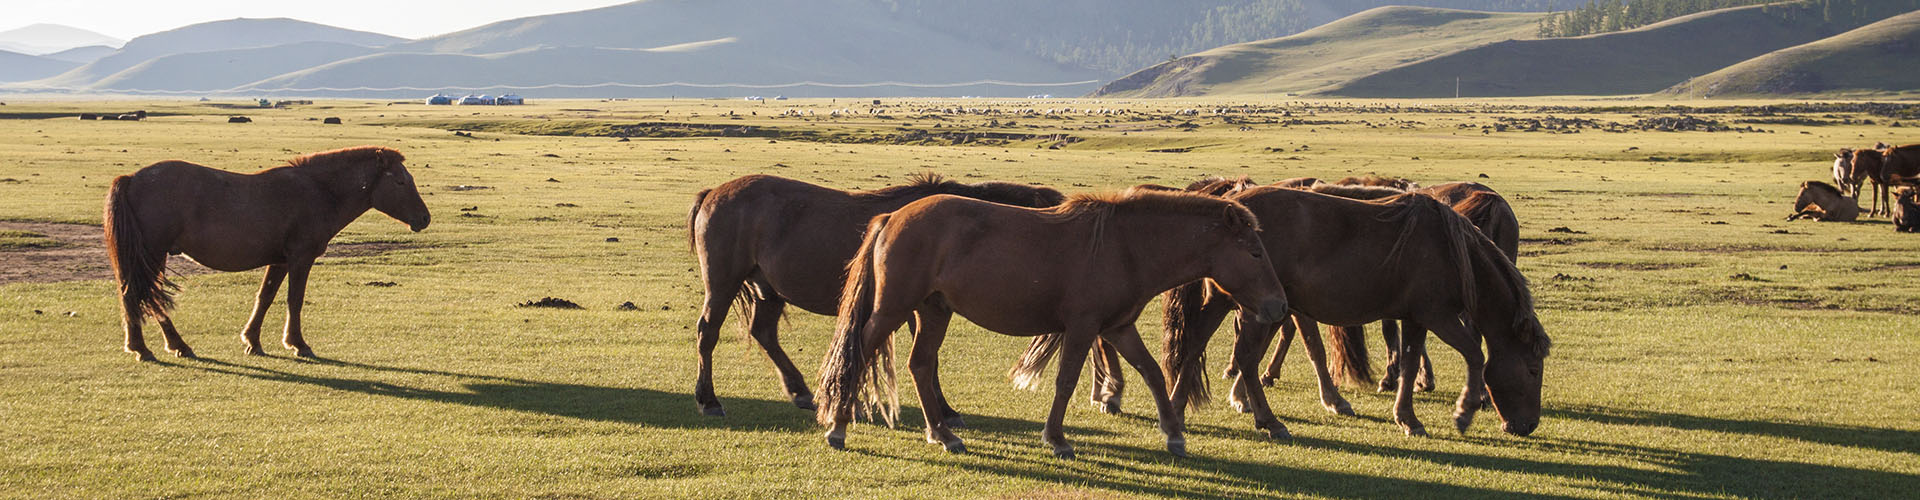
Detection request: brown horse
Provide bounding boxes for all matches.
[1894,187,1919,232]
[816,189,1290,458]
[1786,181,1860,222]
[1834,149,1857,197]
[105,146,429,361]
[687,174,1063,417]
[1162,186,1548,440]
[1851,145,1920,217]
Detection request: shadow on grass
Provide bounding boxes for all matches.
[156,355,1104,436]
[1545,403,1920,458]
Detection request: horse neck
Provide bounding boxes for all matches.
[1105,212,1229,292]
[291,161,381,230]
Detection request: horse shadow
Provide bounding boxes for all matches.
[155,355,1103,436]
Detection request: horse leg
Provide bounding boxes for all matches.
[1087,338,1124,415]
[692,277,743,416]
[1104,324,1190,456]
[1228,313,1289,439]
[744,293,814,411]
[1406,321,1436,393]
[824,309,914,450]
[239,265,287,356]
[1166,296,1235,418]
[1295,315,1355,416]
[280,259,317,358]
[1042,329,1097,459]
[1379,320,1401,392]
[910,302,965,429]
[156,314,193,358]
[1424,318,1487,434]
[907,301,963,452]
[1257,316,1296,388]
[1393,324,1429,437]
[119,291,154,361]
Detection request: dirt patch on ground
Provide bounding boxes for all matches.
[0,221,211,285]
[1853,262,1920,272]
[1576,261,1701,271]
[0,222,420,285]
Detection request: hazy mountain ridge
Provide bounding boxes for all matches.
[1662,10,1920,98]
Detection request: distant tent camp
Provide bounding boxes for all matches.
[426,94,453,105]
[456,94,488,105]
[497,94,524,105]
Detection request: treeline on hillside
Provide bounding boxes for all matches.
[1537,0,1920,37]
[875,0,1580,74]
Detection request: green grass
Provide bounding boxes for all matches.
[0,230,60,250]
[1,97,1916,499]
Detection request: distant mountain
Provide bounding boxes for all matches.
[0,24,123,54]
[1092,7,1545,97]
[26,18,405,89]
[1320,2,1888,97]
[88,42,384,92]
[40,45,117,64]
[242,0,1108,97]
[1662,11,1920,98]
[0,49,80,83]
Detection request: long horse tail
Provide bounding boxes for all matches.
[815,214,898,428]
[1010,335,1062,390]
[687,188,711,253]
[103,175,175,323]
[1161,279,1213,410]
[1325,324,1374,387]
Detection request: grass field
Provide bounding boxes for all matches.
[1,97,1916,499]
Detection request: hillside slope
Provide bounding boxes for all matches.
[87,42,383,92]
[1091,6,1545,97]
[0,24,122,55]
[26,18,403,89]
[0,50,80,83]
[1661,10,1920,98]
[1319,3,1881,97]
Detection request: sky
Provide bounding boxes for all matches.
[4,0,637,40]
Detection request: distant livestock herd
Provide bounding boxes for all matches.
[1796,141,1920,231]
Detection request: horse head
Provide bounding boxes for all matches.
[1484,312,1549,436]
[368,149,430,232]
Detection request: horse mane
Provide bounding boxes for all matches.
[1046,188,1259,232]
[1335,175,1418,190]
[286,146,404,169]
[1185,176,1257,196]
[857,172,1063,207]
[1308,182,1407,200]
[1801,180,1843,197]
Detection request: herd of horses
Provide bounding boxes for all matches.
[102,145,1549,459]
[1800,142,1920,231]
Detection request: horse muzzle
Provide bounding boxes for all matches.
[1255,298,1289,324]
[408,215,431,232]
[1501,419,1538,437]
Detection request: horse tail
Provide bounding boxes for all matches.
[816,214,898,428]
[1325,324,1374,387]
[1161,279,1213,410]
[103,175,175,324]
[687,188,710,253]
[1010,335,1062,390]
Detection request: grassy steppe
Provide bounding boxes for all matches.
[1,97,1916,499]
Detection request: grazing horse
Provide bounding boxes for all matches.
[816,189,1290,458]
[688,174,1063,417]
[1894,187,1919,232]
[1363,182,1521,396]
[105,146,429,361]
[1786,181,1860,222]
[1162,186,1548,439]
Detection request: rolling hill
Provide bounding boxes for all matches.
[1091,6,1547,97]
[1319,2,1883,97]
[87,42,384,92]
[25,18,404,90]
[0,23,122,55]
[0,50,80,83]
[1661,10,1920,98]
[40,45,117,64]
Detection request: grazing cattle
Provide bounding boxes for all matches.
[105,147,429,361]
[816,189,1290,458]
[687,174,1063,417]
[1786,181,1859,222]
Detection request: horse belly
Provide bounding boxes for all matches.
[939,283,1062,336]
[173,231,283,272]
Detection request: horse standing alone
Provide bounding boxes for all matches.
[105,146,429,361]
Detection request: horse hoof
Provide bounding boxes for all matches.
[943,415,968,429]
[1096,400,1121,415]
[170,348,196,359]
[699,405,726,417]
[1376,380,1397,393]
[1265,423,1292,440]
[1229,400,1251,414]
[1454,412,1476,434]
[1329,401,1355,417]
[1259,376,1277,387]
[1404,425,1429,438]
[292,348,316,358]
[1166,438,1188,458]
[1052,447,1076,460]
[792,394,817,411]
[244,347,266,356]
[826,432,846,450]
[131,351,156,362]
[1415,383,1435,393]
[943,440,967,454]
